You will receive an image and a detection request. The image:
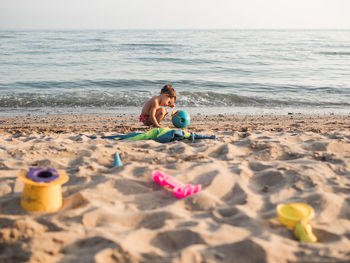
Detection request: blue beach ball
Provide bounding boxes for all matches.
[172,110,190,128]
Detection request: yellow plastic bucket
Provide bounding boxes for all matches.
[18,168,69,212]
[276,203,315,229]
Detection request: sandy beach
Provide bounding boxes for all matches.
[1,114,350,263]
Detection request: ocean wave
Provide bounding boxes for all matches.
[120,43,182,48]
[0,92,145,107]
[2,79,236,91]
[138,57,222,64]
[3,79,166,90]
[119,43,183,52]
[319,51,350,56]
[1,79,277,91]
[0,35,15,39]
[87,38,110,42]
[1,90,349,108]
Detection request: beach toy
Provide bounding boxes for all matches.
[172,110,190,128]
[113,152,123,167]
[276,203,317,243]
[294,221,317,242]
[276,203,315,228]
[18,167,69,212]
[152,170,201,198]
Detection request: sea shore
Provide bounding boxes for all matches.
[1,114,350,263]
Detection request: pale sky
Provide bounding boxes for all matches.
[1,0,350,30]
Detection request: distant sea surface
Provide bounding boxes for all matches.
[1,29,350,117]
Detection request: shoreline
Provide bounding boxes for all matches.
[1,106,350,119]
[1,114,350,134]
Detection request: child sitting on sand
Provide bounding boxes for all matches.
[140,84,176,128]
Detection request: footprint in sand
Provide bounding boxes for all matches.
[60,236,131,262]
[151,229,205,253]
[211,207,252,227]
[250,170,287,193]
[203,239,267,263]
[248,161,273,171]
[137,211,179,230]
[221,183,247,205]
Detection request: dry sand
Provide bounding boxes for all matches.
[0,114,350,263]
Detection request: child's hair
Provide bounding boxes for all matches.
[161,84,176,101]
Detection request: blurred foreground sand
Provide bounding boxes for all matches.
[0,114,350,263]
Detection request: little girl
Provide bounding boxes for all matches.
[140,84,176,128]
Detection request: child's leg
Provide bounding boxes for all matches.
[155,108,168,124]
[142,108,168,127]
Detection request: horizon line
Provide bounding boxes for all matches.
[1,27,350,31]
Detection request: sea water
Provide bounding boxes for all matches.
[1,29,350,117]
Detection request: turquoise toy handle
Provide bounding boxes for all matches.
[113,153,123,167]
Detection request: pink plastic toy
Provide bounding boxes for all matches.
[152,170,202,198]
